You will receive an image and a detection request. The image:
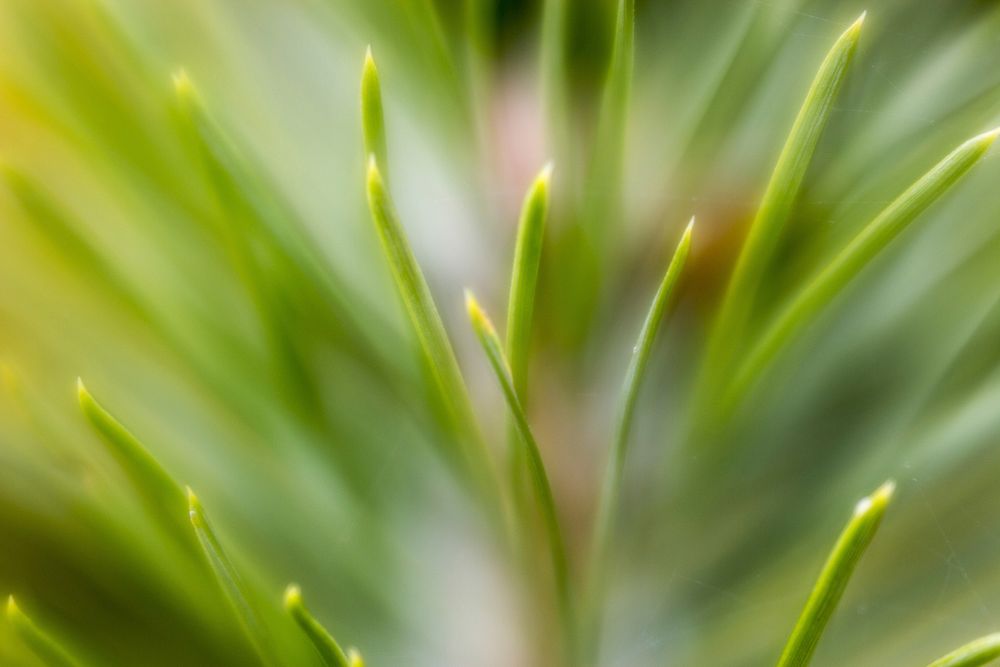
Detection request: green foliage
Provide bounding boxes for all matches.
[365,156,499,510]
[926,634,1000,667]
[1,2,1000,666]
[506,164,552,399]
[699,12,865,412]
[284,585,354,667]
[77,379,189,544]
[729,128,999,411]
[777,481,894,667]
[189,488,278,667]
[6,596,84,667]
[586,219,693,642]
[360,49,388,180]
[465,291,572,656]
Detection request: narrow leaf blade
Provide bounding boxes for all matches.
[283,585,351,667]
[506,163,552,397]
[505,163,552,525]
[465,292,573,654]
[360,48,388,174]
[77,379,188,540]
[540,0,569,165]
[6,596,84,667]
[584,0,635,243]
[730,128,999,408]
[365,157,497,503]
[589,219,693,590]
[777,481,895,667]
[925,634,1000,667]
[188,488,276,667]
[699,13,865,405]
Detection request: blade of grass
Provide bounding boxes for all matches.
[586,219,693,638]
[777,481,895,667]
[365,156,501,513]
[925,634,1000,667]
[6,596,85,667]
[697,13,865,414]
[465,291,573,660]
[188,488,277,667]
[283,585,353,667]
[727,128,1000,411]
[77,379,190,544]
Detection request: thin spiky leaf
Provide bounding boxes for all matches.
[188,488,277,667]
[465,291,572,652]
[583,0,635,244]
[777,481,895,667]
[925,634,1000,667]
[360,48,388,175]
[699,13,865,404]
[77,379,188,540]
[506,163,552,398]
[347,648,364,667]
[540,0,569,165]
[588,219,693,601]
[729,128,999,408]
[505,163,552,520]
[284,585,352,667]
[365,157,498,504]
[6,596,84,667]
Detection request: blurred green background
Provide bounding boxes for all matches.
[2,0,1000,665]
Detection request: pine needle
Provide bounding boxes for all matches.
[506,163,553,398]
[777,481,895,667]
[360,48,388,178]
[188,488,277,667]
[698,12,865,410]
[540,0,569,166]
[584,0,636,246]
[505,164,552,513]
[729,128,999,409]
[365,155,499,509]
[465,291,573,657]
[284,584,354,667]
[586,219,693,638]
[77,379,189,543]
[925,634,1000,667]
[6,596,85,667]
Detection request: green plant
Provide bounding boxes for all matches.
[2,2,1000,666]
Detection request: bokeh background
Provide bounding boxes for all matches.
[2,0,1000,665]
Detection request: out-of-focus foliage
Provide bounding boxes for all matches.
[1,0,1000,666]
